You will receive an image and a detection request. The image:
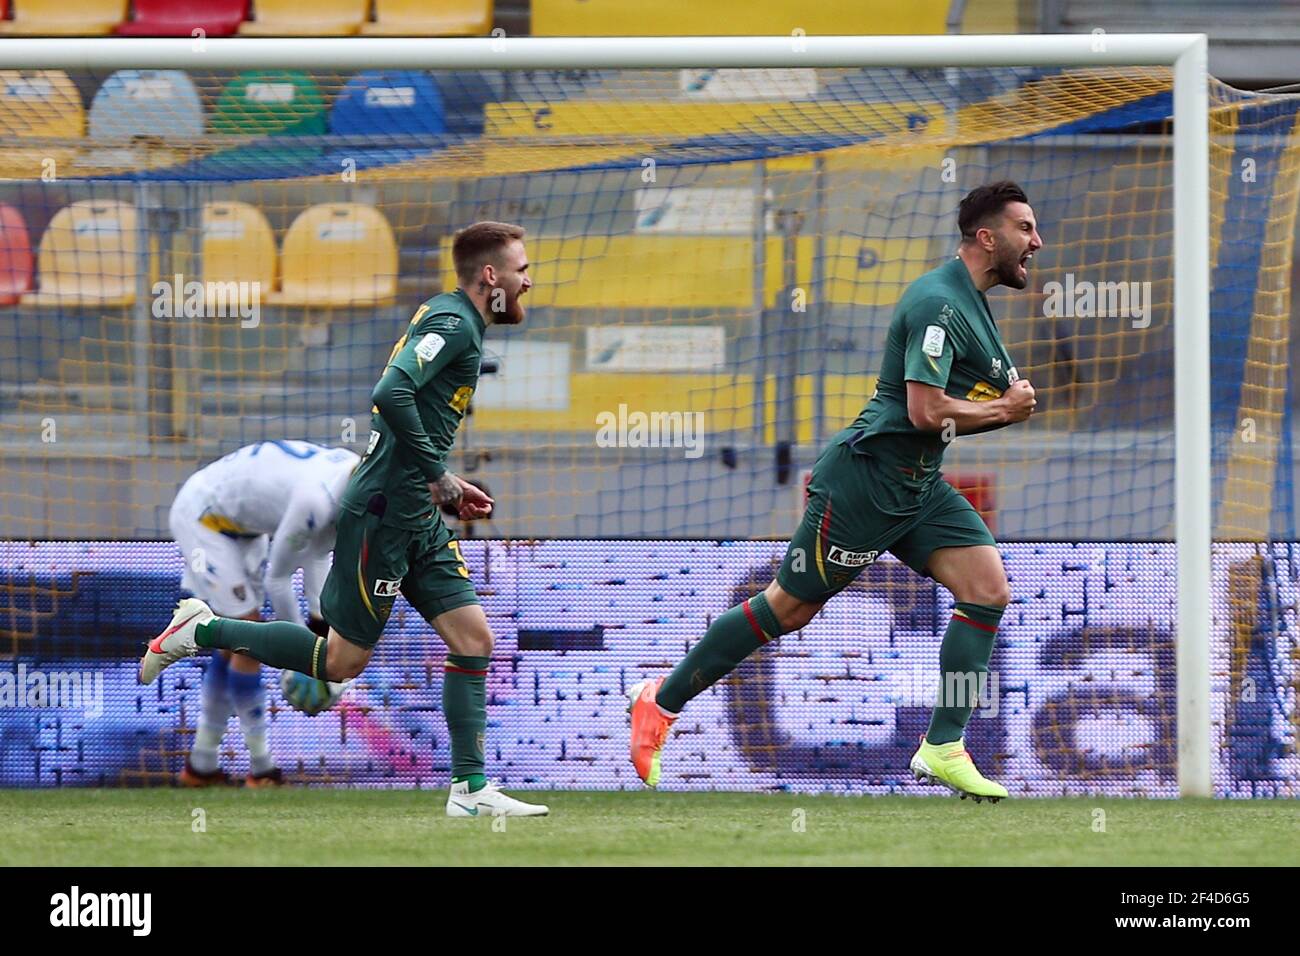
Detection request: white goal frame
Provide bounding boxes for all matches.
[0,34,1212,797]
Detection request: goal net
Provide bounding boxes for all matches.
[0,44,1296,796]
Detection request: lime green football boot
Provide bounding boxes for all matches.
[910,737,1008,803]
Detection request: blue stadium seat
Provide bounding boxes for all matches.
[88,70,204,142]
[328,71,448,168]
[330,71,446,137]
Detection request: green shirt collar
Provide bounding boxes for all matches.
[943,255,995,321]
[453,287,487,336]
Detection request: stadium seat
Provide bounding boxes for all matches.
[87,71,204,170]
[0,204,34,306]
[238,0,367,36]
[267,203,397,306]
[361,0,493,36]
[201,201,277,302]
[22,200,137,307]
[531,0,946,36]
[0,70,84,138]
[0,0,127,35]
[330,72,447,137]
[328,71,447,167]
[115,0,249,37]
[210,70,326,137]
[0,71,83,179]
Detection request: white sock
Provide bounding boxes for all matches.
[191,655,232,774]
[229,669,274,775]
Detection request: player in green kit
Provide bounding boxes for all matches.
[141,222,549,816]
[630,182,1042,801]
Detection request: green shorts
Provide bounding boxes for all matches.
[320,505,479,649]
[775,436,996,603]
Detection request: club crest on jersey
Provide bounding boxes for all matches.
[826,545,879,568]
[373,578,402,597]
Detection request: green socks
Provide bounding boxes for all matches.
[196,619,328,679]
[925,602,1004,745]
[657,593,785,713]
[444,655,490,779]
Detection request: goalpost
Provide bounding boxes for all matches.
[0,35,1212,796]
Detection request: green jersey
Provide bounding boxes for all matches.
[841,256,1017,515]
[342,289,485,528]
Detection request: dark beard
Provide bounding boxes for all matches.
[995,243,1027,290]
[484,285,526,325]
[497,293,526,325]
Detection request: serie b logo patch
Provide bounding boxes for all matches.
[922,325,946,357]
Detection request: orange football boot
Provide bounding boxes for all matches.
[244,768,285,788]
[179,758,232,788]
[627,677,676,787]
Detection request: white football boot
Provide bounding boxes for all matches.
[138,597,214,685]
[445,780,549,817]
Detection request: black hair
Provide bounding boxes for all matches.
[958,181,1029,241]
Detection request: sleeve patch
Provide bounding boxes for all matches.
[415,332,446,362]
[921,325,947,357]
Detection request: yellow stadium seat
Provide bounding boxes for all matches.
[361,0,492,36]
[0,0,127,35]
[532,0,947,37]
[238,0,367,36]
[267,203,397,306]
[201,201,277,307]
[22,200,137,307]
[0,70,83,178]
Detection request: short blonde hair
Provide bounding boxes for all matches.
[452,221,526,286]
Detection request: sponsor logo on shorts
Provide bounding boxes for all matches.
[825,545,878,567]
[374,578,402,596]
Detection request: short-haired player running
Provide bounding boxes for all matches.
[629,182,1042,801]
[142,222,547,817]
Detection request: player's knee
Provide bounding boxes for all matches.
[324,655,366,681]
[777,601,820,632]
[966,576,1010,609]
[763,581,824,632]
[324,634,370,681]
[461,632,494,658]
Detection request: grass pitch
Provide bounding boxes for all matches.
[1,789,1294,866]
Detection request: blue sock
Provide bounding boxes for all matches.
[191,652,232,774]
[228,668,274,776]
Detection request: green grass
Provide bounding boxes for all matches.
[0,790,1295,866]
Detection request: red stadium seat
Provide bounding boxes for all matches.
[116,0,250,37]
[0,204,33,306]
